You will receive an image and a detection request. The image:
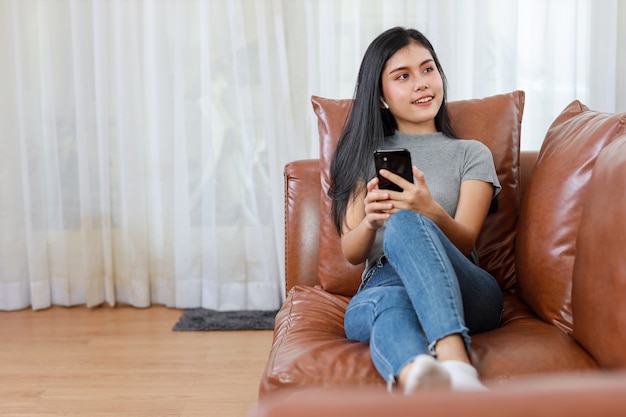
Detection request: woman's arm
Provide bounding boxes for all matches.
[430,179,493,255]
[340,179,393,265]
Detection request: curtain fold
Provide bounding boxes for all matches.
[0,0,623,311]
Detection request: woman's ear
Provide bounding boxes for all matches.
[380,97,390,109]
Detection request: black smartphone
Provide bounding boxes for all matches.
[373,148,413,192]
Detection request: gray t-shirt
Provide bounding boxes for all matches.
[364,131,501,274]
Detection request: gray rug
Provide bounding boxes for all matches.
[173,308,278,331]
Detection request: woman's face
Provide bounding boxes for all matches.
[380,42,444,134]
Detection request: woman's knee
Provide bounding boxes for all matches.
[384,211,440,260]
[348,287,412,318]
[345,287,412,340]
[386,211,436,237]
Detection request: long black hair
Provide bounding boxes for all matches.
[328,27,458,235]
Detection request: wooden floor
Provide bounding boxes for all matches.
[0,304,274,417]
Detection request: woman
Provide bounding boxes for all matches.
[328,27,503,393]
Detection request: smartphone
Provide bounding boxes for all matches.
[373,148,413,192]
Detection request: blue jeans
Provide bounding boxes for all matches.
[344,211,503,385]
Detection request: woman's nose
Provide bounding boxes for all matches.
[414,77,428,91]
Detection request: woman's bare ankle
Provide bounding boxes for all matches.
[433,334,470,363]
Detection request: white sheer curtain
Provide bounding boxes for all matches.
[1,0,299,311]
[1,0,624,311]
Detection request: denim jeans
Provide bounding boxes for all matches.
[344,210,503,385]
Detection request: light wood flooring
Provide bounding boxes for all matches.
[0,304,274,417]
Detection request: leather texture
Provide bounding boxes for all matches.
[259,96,626,399]
[253,373,626,417]
[312,91,525,295]
[311,96,364,296]
[284,160,322,291]
[572,136,626,368]
[516,101,626,334]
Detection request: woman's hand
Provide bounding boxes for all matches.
[339,176,396,265]
[362,176,394,230]
[377,166,437,217]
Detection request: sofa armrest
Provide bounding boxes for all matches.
[252,372,626,417]
[284,159,321,293]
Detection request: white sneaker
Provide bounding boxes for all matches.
[403,354,451,394]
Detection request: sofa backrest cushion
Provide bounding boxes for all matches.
[312,97,366,296]
[572,136,626,367]
[312,91,525,296]
[516,101,626,333]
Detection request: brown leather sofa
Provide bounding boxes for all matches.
[253,91,626,414]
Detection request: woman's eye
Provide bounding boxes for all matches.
[423,66,435,74]
[397,74,409,80]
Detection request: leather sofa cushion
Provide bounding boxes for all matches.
[312,98,365,296]
[573,136,626,367]
[516,101,626,334]
[471,293,597,381]
[260,285,597,395]
[312,91,525,296]
[259,285,383,395]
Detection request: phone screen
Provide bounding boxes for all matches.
[373,148,413,192]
